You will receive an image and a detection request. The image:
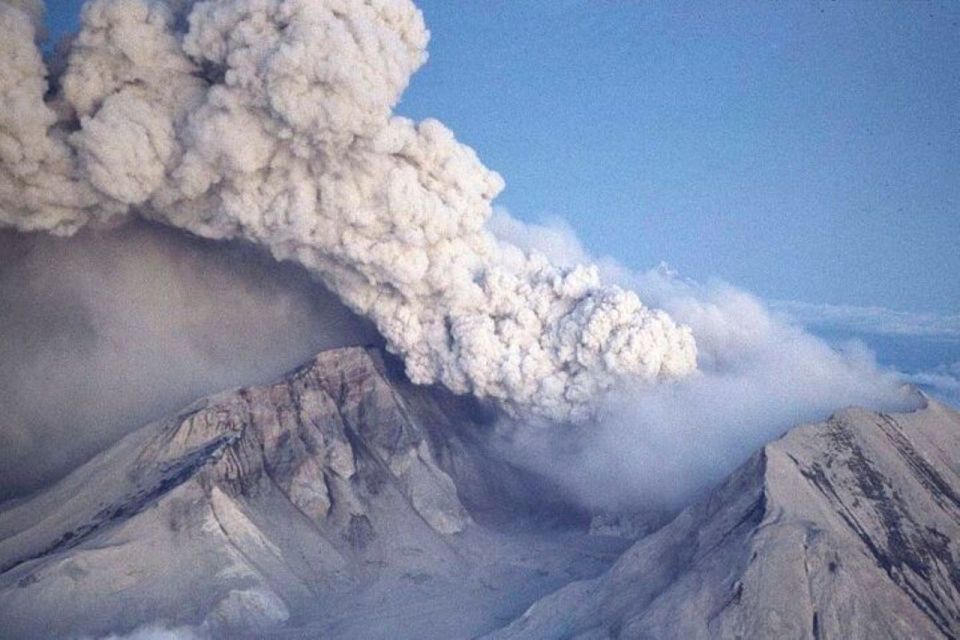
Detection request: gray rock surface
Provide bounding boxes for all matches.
[487,396,960,639]
[3,345,958,639]
[0,346,618,639]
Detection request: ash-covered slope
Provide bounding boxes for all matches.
[3,346,957,640]
[488,397,960,640]
[0,346,618,640]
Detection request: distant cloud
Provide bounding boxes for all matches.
[769,300,960,339]
[903,362,960,407]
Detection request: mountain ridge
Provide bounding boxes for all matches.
[486,395,960,639]
[0,346,617,639]
[1,346,958,639]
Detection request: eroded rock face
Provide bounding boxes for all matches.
[0,347,483,638]
[170,346,473,537]
[488,397,960,640]
[0,345,607,640]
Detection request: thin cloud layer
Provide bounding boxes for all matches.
[903,362,960,407]
[770,299,960,339]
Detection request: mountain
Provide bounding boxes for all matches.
[487,397,960,639]
[0,347,622,639]
[2,346,959,639]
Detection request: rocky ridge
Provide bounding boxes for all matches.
[487,396,960,639]
[0,346,611,639]
[2,345,959,639]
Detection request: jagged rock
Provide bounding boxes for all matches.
[4,345,958,640]
[487,396,960,640]
[0,346,613,639]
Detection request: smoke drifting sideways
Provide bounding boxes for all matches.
[0,0,916,518]
[0,222,378,501]
[0,0,696,423]
[491,212,919,511]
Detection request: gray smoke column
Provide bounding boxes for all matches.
[0,221,380,499]
[0,0,696,420]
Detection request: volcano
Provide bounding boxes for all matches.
[1,346,958,639]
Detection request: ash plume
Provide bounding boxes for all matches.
[0,221,378,499]
[0,0,696,420]
[492,214,917,509]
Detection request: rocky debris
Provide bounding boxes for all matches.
[0,346,601,639]
[487,396,960,640]
[4,344,959,640]
[588,509,674,540]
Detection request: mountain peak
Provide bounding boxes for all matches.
[488,398,960,639]
[3,347,959,639]
[0,345,610,639]
[0,345,474,636]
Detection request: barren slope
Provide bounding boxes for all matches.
[488,396,960,640]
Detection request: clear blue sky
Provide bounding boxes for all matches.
[46,0,959,314]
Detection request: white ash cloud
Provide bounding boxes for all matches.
[492,214,918,509]
[0,222,378,500]
[0,0,696,421]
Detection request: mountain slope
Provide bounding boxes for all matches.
[4,345,959,639]
[487,396,960,639]
[0,347,619,639]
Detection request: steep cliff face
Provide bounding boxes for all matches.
[0,347,615,639]
[487,397,960,640]
[189,345,474,538]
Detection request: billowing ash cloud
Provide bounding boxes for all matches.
[491,214,918,509]
[0,0,696,420]
[0,222,378,499]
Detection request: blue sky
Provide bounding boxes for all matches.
[397,1,959,315]
[46,0,958,315]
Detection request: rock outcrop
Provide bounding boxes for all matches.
[0,346,614,639]
[3,346,959,639]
